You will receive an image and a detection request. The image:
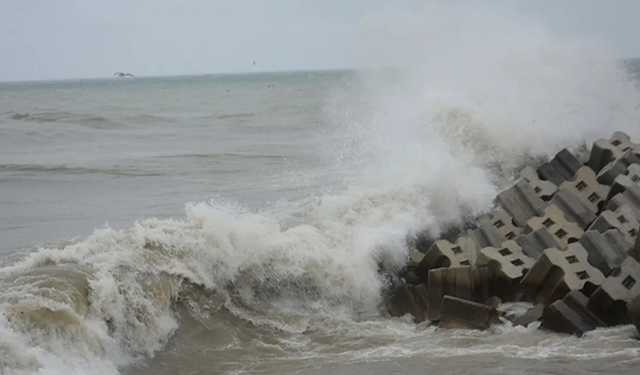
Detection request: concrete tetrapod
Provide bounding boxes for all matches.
[523,204,584,250]
[596,150,640,186]
[537,148,582,186]
[542,290,606,337]
[578,229,631,276]
[557,166,609,216]
[587,131,640,173]
[587,256,640,326]
[588,205,639,246]
[439,295,501,330]
[605,184,640,224]
[549,187,598,230]
[475,241,535,300]
[426,266,495,321]
[466,209,521,249]
[605,164,640,202]
[519,166,558,201]
[519,245,604,306]
[496,179,545,228]
[415,237,478,282]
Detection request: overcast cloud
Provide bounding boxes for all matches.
[1,0,639,82]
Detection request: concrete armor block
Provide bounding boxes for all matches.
[587,131,640,173]
[520,245,604,306]
[524,204,584,250]
[476,241,535,300]
[439,295,501,330]
[587,256,640,326]
[588,205,638,247]
[537,148,582,186]
[549,187,598,229]
[542,291,605,337]
[496,179,545,228]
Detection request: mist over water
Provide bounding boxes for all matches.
[2,2,640,374]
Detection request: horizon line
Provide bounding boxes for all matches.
[0,67,358,85]
[2,57,639,85]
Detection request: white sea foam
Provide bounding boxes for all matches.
[1,1,640,374]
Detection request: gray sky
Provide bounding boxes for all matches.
[1,0,640,82]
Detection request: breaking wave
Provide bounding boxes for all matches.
[2,2,640,374]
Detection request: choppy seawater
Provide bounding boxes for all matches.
[3,57,640,374]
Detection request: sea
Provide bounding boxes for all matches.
[2,55,640,374]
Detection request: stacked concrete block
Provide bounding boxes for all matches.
[605,184,640,223]
[558,167,609,215]
[475,241,534,300]
[587,131,640,173]
[439,295,500,330]
[519,166,557,201]
[467,209,521,249]
[605,164,640,202]
[588,205,638,246]
[549,188,598,229]
[542,291,606,337]
[408,251,425,268]
[485,210,522,241]
[596,150,640,186]
[467,222,503,249]
[496,179,545,227]
[515,226,562,259]
[587,256,640,326]
[628,164,640,183]
[578,230,631,276]
[414,284,430,311]
[415,237,478,281]
[512,304,544,327]
[523,204,584,250]
[632,234,640,264]
[472,267,494,303]
[387,281,429,323]
[427,267,468,321]
[519,246,604,306]
[426,266,494,321]
[387,131,640,337]
[627,294,640,336]
[537,148,582,186]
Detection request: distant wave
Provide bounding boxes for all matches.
[124,114,176,123]
[4,111,121,129]
[157,152,290,161]
[192,112,257,121]
[7,111,107,123]
[0,164,167,177]
[215,112,256,120]
[5,110,181,129]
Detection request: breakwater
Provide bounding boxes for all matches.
[388,131,640,336]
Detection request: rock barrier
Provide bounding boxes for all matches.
[387,131,640,337]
